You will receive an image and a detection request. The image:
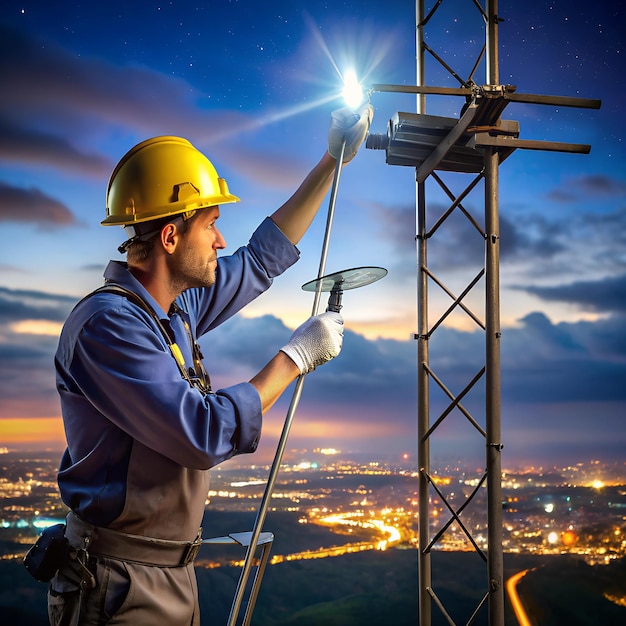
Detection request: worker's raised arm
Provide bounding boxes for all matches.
[270,104,373,245]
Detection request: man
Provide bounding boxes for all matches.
[47,105,372,626]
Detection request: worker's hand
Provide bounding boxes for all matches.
[280,312,344,375]
[328,104,374,163]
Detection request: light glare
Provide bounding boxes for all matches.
[342,69,363,108]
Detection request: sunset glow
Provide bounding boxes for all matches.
[10,320,63,336]
[0,418,65,448]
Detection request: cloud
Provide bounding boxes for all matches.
[79,263,109,273]
[367,185,626,298]
[201,313,417,412]
[199,314,293,379]
[501,400,626,466]
[499,213,566,261]
[0,23,310,190]
[0,23,226,136]
[502,312,626,403]
[0,286,76,323]
[218,141,310,192]
[207,307,626,412]
[0,181,79,227]
[0,118,112,178]
[547,174,626,202]
[0,264,28,275]
[0,287,624,462]
[519,273,626,314]
[370,198,567,282]
[198,310,626,465]
[499,205,626,286]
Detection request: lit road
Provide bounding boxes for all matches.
[506,569,532,626]
[223,512,403,568]
[316,512,402,550]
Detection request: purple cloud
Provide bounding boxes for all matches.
[0,181,78,227]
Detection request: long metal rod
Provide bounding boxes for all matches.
[485,144,504,626]
[486,2,505,624]
[227,140,347,626]
[417,180,430,626]
[415,2,432,624]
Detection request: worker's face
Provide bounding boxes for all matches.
[171,206,226,289]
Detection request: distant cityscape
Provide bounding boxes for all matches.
[2,446,626,571]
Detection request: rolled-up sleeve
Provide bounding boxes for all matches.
[247,217,301,279]
[214,382,262,454]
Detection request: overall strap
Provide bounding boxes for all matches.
[84,284,200,389]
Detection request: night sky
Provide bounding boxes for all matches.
[0,1,624,468]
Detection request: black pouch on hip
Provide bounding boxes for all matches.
[24,523,69,582]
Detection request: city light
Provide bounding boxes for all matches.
[317,448,340,455]
[3,453,626,571]
[561,530,577,546]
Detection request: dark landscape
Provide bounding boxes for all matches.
[2,510,626,625]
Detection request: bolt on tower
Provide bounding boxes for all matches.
[366,1,600,624]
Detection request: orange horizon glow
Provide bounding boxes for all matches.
[0,414,402,456]
[10,320,63,336]
[0,417,66,448]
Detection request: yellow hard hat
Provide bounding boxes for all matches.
[102,136,239,226]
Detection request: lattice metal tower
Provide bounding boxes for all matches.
[366,1,600,624]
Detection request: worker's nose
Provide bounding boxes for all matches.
[214,226,226,249]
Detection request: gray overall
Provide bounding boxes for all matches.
[48,440,210,626]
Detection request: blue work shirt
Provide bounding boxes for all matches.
[55,217,299,535]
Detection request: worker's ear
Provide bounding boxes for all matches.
[160,222,179,254]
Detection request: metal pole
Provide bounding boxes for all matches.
[415,2,432,626]
[485,145,504,626]
[486,0,499,86]
[227,141,347,626]
[417,181,431,626]
[416,0,426,115]
[416,1,430,624]
[485,2,504,624]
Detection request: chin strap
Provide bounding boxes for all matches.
[117,210,198,254]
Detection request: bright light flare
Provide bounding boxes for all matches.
[212,16,392,142]
[342,69,363,108]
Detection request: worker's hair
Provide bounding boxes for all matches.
[126,215,195,264]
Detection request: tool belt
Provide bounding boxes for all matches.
[66,512,203,568]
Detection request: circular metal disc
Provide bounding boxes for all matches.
[302,266,388,292]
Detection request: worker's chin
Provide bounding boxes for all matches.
[207,268,218,287]
[184,271,216,290]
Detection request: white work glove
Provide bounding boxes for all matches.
[280,312,344,375]
[328,103,374,163]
